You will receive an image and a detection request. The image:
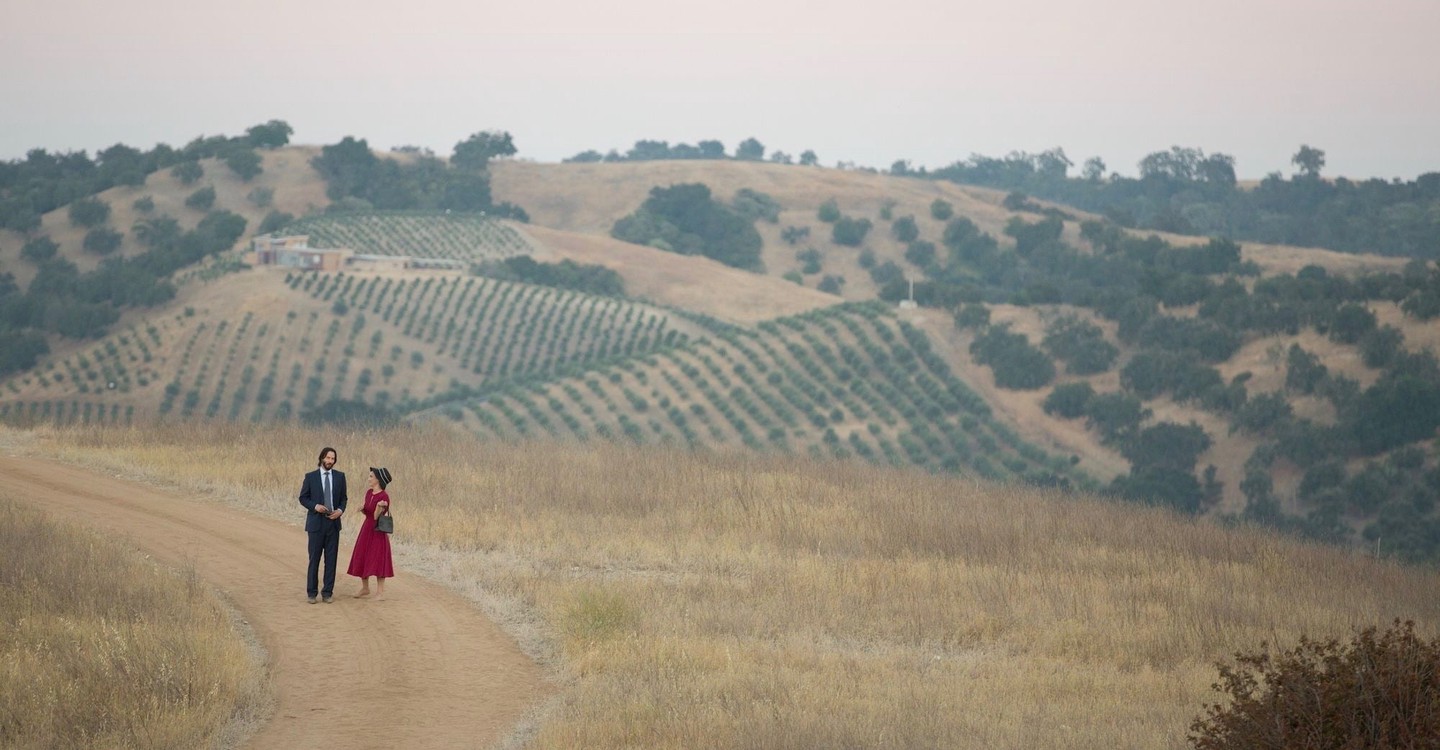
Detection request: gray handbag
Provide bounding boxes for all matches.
[375,512,394,534]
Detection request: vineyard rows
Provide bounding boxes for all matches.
[447,302,1081,486]
[0,261,1073,485]
[282,212,535,262]
[1,271,700,426]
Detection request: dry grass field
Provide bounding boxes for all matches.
[0,497,268,749]
[12,422,1439,749]
[522,223,840,324]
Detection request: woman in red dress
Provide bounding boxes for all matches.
[347,466,394,599]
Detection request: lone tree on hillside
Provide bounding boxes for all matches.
[736,137,765,161]
[451,130,516,171]
[172,161,204,185]
[1292,144,1326,179]
[225,148,263,181]
[68,197,110,229]
[245,120,293,148]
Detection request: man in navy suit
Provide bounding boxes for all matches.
[299,446,347,603]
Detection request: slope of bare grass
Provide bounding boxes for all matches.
[14,422,1440,749]
[522,224,838,323]
[0,497,268,749]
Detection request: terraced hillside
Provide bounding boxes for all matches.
[6,143,1437,559]
[284,211,538,262]
[0,268,708,425]
[437,302,1082,487]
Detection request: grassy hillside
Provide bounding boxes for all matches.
[14,422,1440,749]
[0,267,710,424]
[3,144,1438,560]
[436,302,1075,486]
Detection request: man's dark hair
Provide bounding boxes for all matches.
[317,446,338,467]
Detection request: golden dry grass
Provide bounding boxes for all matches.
[11,422,1440,749]
[0,496,267,749]
[522,224,839,324]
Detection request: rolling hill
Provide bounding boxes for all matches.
[2,142,1437,560]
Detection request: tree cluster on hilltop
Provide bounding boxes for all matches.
[0,120,290,234]
[307,130,527,221]
[472,256,625,297]
[565,137,818,167]
[0,124,290,375]
[923,145,1440,259]
[0,209,248,376]
[610,183,764,271]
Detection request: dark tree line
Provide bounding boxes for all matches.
[923,145,1440,259]
[610,183,763,271]
[308,131,526,220]
[473,256,625,296]
[565,138,818,167]
[0,210,247,376]
[0,120,291,233]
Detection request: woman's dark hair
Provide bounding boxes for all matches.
[317,446,338,466]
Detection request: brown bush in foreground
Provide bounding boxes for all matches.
[1190,620,1440,749]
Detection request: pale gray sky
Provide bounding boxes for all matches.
[3,0,1437,178]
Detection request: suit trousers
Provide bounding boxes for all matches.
[307,523,340,597]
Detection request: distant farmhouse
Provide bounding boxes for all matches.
[247,235,465,271]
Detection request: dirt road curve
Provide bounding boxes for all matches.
[2,454,547,749]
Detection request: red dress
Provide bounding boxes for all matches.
[347,489,394,578]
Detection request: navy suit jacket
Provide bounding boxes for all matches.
[299,468,348,533]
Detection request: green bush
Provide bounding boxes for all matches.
[185,185,216,211]
[82,227,123,255]
[781,225,811,245]
[1043,382,1094,418]
[258,210,294,234]
[970,324,1054,390]
[20,236,58,263]
[172,161,204,185]
[732,188,781,223]
[611,183,762,270]
[225,148,263,181]
[1190,620,1440,749]
[953,303,990,329]
[68,197,110,228]
[890,215,919,242]
[1043,316,1118,375]
[831,215,872,246]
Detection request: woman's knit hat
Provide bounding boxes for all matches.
[370,466,393,490]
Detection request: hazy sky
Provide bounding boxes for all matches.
[3,0,1437,179]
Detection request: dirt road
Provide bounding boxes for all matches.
[2,454,548,749]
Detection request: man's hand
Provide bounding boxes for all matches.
[327,509,343,520]
[314,503,327,513]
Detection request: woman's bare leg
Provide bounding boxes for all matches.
[354,577,372,597]
[375,577,385,600]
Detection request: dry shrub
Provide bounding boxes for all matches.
[1191,620,1440,749]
